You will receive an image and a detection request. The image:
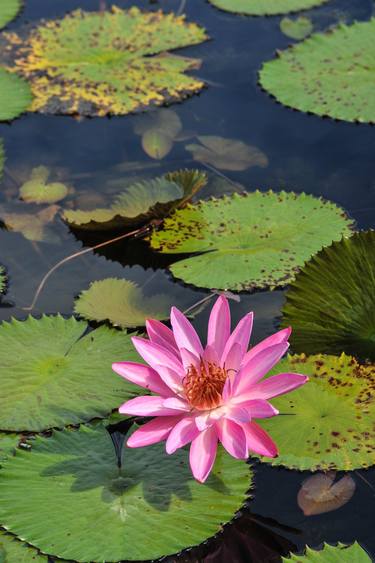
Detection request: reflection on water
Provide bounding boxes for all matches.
[0,0,375,560]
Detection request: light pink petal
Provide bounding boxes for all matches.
[242,421,278,457]
[239,399,279,418]
[223,342,243,373]
[194,408,224,431]
[232,342,289,397]
[162,397,191,412]
[131,336,184,392]
[251,373,309,400]
[189,426,218,483]
[203,344,219,366]
[241,327,291,366]
[216,418,248,459]
[112,362,172,396]
[119,395,182,416]
[221,312,254,368]
[166,417,200,454]
[127,416,181,447]
[207,296,231,356]
[180,347,200,371]
[170,306,203,357]
[225,405,252,424]
[146,319,179,357]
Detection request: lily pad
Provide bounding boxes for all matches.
[0,203,60,242]
[255,353,375,471]
[0,0,22,30]
[207,0,329,16]
[19,166,69,204]
[283,542,371,562]
[149,191,353,291]
[1,6,208,117]
[282,231,375,363]
[63,169,207,230]
[297,473,356,516]
[0,434,18,464]
[0,531,48,562]
[280,16,313,40]
[0,315,141,432]
[0,423,251,561]
[75,278,179,329]
[134,108,183,160]
[186,136,268,171]
[260,20,375,123]
[0,68,31,121]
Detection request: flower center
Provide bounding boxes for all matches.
[183,360,227,410]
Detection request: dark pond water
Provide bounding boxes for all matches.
[1,0,375,561]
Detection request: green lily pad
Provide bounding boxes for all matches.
[63,169,207,230]
[255,353,375,471]
[283,542,371,562]
[134,108,183,160]
[1,6,207,117]
[207,0,329,16]
[0,315,141,432]
[19,166,69,204]
[75,278,178,329]
[0,423,251,561]
[0,68,31,121]
[260,20,375,123]
[280,16,313,40]
[282,231,375,363]
[0,434,18,464]
[0,531,48,562]
[149,191,353,291]
[186,136,268,172]
[0,0,22,30]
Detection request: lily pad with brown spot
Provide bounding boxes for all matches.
[0,6,208,117]
[149,191,353,291]
[255,353,375,471]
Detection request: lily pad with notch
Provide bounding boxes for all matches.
[149,191,353,291]
[19,165,69,204]
[0,423,251,561]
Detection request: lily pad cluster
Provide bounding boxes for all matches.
[0,6,208,117]
[149,191,353,291]
[260,19,375,123]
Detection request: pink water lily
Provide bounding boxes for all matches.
[113,296,308,482]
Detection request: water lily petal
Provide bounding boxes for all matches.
[203,344,219,366]
[112,361,172,396]
[119,395,181,416]
[216,418,248,459]
[251,372,308,400]
[131,336,184,391]
[171,306,203,357]
[180,347,200,371]
[221,312,253,368]
[189,426,218,483]
[225,405,252,423]
[242,421,278,457]
[232,342,289,397]
[127,416,181,447]
[223,342,243,373]
[207,295,231,356]
[166,417,200,454]
[241,327,291,366]
[240,399,279,418]
[163,397,191,412]
[146,319,179,357]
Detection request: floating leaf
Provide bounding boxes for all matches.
[283,542,371,562]
[19,166,69,204]
[0,203,60,242]
[0,531,48,562]
[134,108,182,159]
[280,16,313,40]
[260,20,375,123]
[0,68,31,121]
[282,232,375,363]
[0,315,142,432]
[63,169,207,230]
[0,423,251,561]
[149,191,353,291]
[0,1,22,29]
[207,0,329,16]
[1,7,208,117]
[0,433,18,464]
[186,136,268,171]
[297,473,356,516]
[141,129,174,160]
[75,278,179,328]
[255,353,375,471]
